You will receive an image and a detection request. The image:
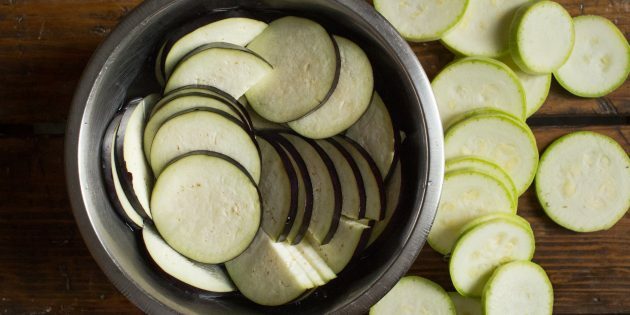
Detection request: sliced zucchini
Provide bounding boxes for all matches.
[450,218,535,297]
[143,93,245,164]
[432,57,526,128]
[142,223,235,292]
[280,132,342,244]
[151,152,261,264]
[346,92,398,179]
[445,156,518,208]
[101,114,144,229]
[316,139,367,220]
[456,213,532,242]
[287,35,373,139]
[149,109,261,182]
[225,230,314,306]
[115,95,159,220]
[482,261,553,315]
[428,170,516,255]
[164,43,272,99]
[163,17,268,78]
[246,16,340,123]
[554,15,630,97]
[257,136,298,242]
[509,1,574,74]
[501,57,552,117]
[370,276,456,315]
[441,0,532,57]
[335,136,386,220]
[306,217,370,274]
[536,131,630,232]
[368,161,402,246]
[444,114,538,196]
[448,292,482,315]
[374,0,468,42]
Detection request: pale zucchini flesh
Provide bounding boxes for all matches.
[441,0,533,57]
[482,261,553,315]
[450,218,535,297]
[445,114,539,196]
[448,292,482,315]
[287,35,373,139]
[509,1,574,74]
[428,170,516,255]
[374,0,468,42]
[535,131,630,232]
[501,57,552,117]
[554,15,630,97]
[151,153,261,264]
[246,16,340,123]
[163,17,268,77]
[432,57,526,128]
[370,276,456,315]
[164,43,272,99]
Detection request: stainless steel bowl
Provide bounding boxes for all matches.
[65,0,443,313]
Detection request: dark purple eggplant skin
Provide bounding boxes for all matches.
[324,138,368,220]
[255,133,300,242]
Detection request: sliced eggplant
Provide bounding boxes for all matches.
[265,132,314,245]
[142,223,235,292]
[335,136,386,221]
[163,17,268,78]
[246,16,340,123]
[225,230,315,306]
[287,35,374,139]
[294,240,337,282]
[115,95,159,219]
[279,132,342,245]
[155,41,167,87]
[241,96,287,131]
[101,114,144,229]
[149,109,261,182]
[346,92,399,180]
[285,244,326,286]
[151,152,261,264]
[316,139,367,220]
[368,161,402,247]
[256,135,298,242]
[143,93,246,162]
[164,43,273,99]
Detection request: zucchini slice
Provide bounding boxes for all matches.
[143,93,245,164]
[142,223,235,293]
[370,276,456,315]
[346,92,398,180]
[450,218,535,297]
[225,230,315,306]
[257,135,298,242]
[316,139,367,220]
[164,43,272,99]
[501,57,552,117]
[335,136,386,221]
[280,132,342,245]
[509,1,574,74]
[368,161,402,246]
[456,213,532,242]
[246,16,340,123]
[554,15,630,97]
[115,96,159,220]
[482,261,553,315]
[163,17,268,78]
[536,131,630,232]
[101,114,144,229]
[151,152,261,264]
[432,57,526,128]
[445,156,518,208]
[441,0,532,57]
[428,170,516,255]
[448,292,482,315]
[149,109,261,182]
[287,35,373,139]
[444,113,538,196]
[374,0,468,42]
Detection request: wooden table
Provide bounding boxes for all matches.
[0,0,627,313]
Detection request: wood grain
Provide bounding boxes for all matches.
[0,0,628,314]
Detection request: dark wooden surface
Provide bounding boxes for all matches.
[0,0,627,314]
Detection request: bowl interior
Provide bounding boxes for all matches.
[66,0,442,313]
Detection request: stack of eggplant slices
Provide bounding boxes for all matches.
[102,16,402,306]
